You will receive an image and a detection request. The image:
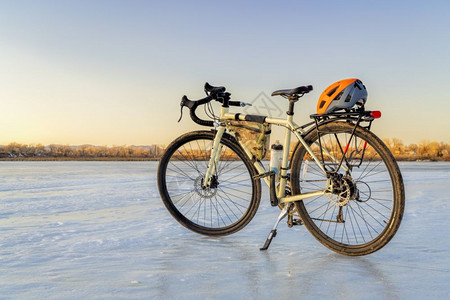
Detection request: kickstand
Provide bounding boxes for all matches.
[260,204,290,251]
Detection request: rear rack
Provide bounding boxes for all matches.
[309,108,382,172]
[310,108,381,131]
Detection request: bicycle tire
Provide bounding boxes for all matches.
[157,130,261,236]
[291,122,405,255]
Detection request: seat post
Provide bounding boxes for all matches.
[287,96,298,116]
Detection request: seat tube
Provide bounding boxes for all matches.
[278,115,293,197]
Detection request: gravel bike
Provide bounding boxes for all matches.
[157,82,404,256]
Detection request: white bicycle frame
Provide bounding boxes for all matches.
[203,105,339,205]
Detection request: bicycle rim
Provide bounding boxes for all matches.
[157,131,261,236]
[291,122,404,255]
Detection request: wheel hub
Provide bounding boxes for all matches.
[194,175,218,198]
[328,173,358,207]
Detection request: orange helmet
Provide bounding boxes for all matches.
[317,78,368,114]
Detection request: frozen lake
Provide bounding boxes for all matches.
[0,161,449,299]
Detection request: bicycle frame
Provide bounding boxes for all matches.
[161,82,402,254]
[203,105,334,205]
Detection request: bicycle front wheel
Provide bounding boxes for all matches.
[291,122,405,255]
[157,130,261,236]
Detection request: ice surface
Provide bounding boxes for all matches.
[0,161,449,299]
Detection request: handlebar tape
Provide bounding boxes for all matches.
[180,95,214,127]
[180,95,213,109]
[180,90,240,127]
[190,108,214,127]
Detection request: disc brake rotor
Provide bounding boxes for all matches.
[194,175,217,198]
[328,175,351,207]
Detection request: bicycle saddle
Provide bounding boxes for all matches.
[271,85,313,97]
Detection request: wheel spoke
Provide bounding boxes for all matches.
[159,134,259,234]
[292,122,404,254]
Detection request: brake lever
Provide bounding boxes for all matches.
[177,105,184,122]
[178,96,189,122]
[178,95,196,122]
[178,96,186,122]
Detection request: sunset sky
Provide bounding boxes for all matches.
[0,0,449,146]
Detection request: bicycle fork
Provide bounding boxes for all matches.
[202,126,225,188]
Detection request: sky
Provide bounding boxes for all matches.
[0,0,449,146]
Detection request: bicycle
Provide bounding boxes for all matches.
[157,80,405,256]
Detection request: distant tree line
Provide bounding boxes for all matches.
[0,139,448,161]
[381,138,449,161]
[0,143,164,160]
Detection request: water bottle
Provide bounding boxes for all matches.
[269,141,283,181]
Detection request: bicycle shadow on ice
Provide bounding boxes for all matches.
[151,233,263,299]
[152,220,399,299]
[260,251,399,299]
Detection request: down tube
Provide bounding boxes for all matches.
[234,139,271,187]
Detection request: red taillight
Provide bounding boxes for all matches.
[370,111,381,119]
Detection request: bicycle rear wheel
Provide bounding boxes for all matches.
[291,122,405,255]
[157,130,261,236]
